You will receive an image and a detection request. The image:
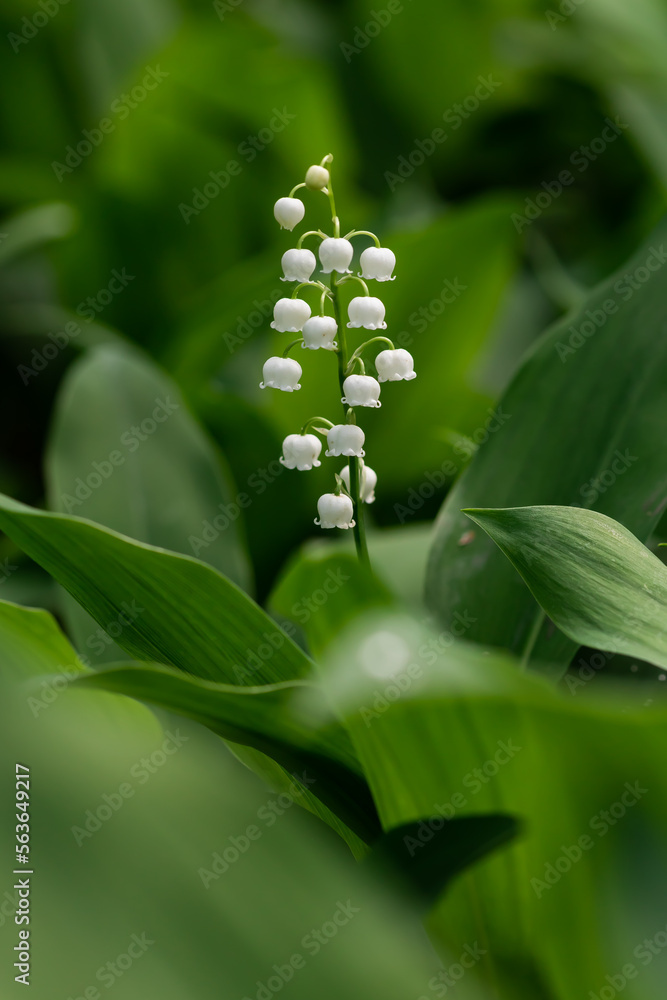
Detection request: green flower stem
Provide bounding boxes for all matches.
[336,274,370,296]
[291,280,327,298]
[289,182,307,197]
[344,229,381,247]
[296,230,327,249]
[301,416,334,434]
[282,338,304,357]
[346,336,395,374]
[327,168,369,567]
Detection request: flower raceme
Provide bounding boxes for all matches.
[263,155,416,556]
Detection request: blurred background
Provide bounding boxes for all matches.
[2,0,667,604]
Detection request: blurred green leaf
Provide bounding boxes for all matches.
[0,492,304,685]
[466,505,667,671]
[322,609,667,999]
[46,343,252,662]
[427,215,667,678]
[76,659,380,843]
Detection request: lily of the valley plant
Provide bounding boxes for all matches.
[264,155,416,563]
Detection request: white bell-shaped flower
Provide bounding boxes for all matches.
[302,316,338,351]
[375,348,417,382]
[347,296,386,330]
[340,462,377,503]
[259,356,302,392]
[342,374,381,408]
[315,493,355,530]
[270,297,311,332]
[359,247,396,281]
[305,165,330,190]
[325,424,365,457]
[318,238,353,274]
[281,248,316,283]
[274,197,305,231]
[280,433,322,470]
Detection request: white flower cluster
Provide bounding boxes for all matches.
[262,156,416,532]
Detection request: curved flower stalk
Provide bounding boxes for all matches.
[262,155,417,564]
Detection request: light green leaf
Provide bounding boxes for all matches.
[322,609,667,1000]
[76,661,379,844]
[46,343,252,662]
[465,505,667,670]
[0,492,305,686]
[427,216,667,677]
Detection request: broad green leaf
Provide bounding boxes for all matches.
[0,201,76,266]
[322,609,667,1000]
[76,661,380,844]
[465,505,667,670]
[269,549,394,660]
[0,496,374,848]
[427,216,667,677]
[0,493,306,686]
[0,663,442,1000]
[46,343,252,663]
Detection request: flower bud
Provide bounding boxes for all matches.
[340,462,377,503]
[325,424,365,457]
[274,197,305,231]
[319,237,354,274]
[342,374,381,408]
[302,315,338,351]
[259,356,302,392]
[280,433,322,470]
[271,297,311,332]
[375,348,416,382]
[315,493,355,530]
[347,296,386,330]
[281,248,316,282]
[305,165,330,190]
[359,247,396,281]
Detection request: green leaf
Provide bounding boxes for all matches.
[426,216,667,677]
[0,492,306,686]
[368,814,521,912]
[76,661,380,844]
[322,609,667,999]
[465,505,667,671]
[46,343,252,663]
[269,549,394,660]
